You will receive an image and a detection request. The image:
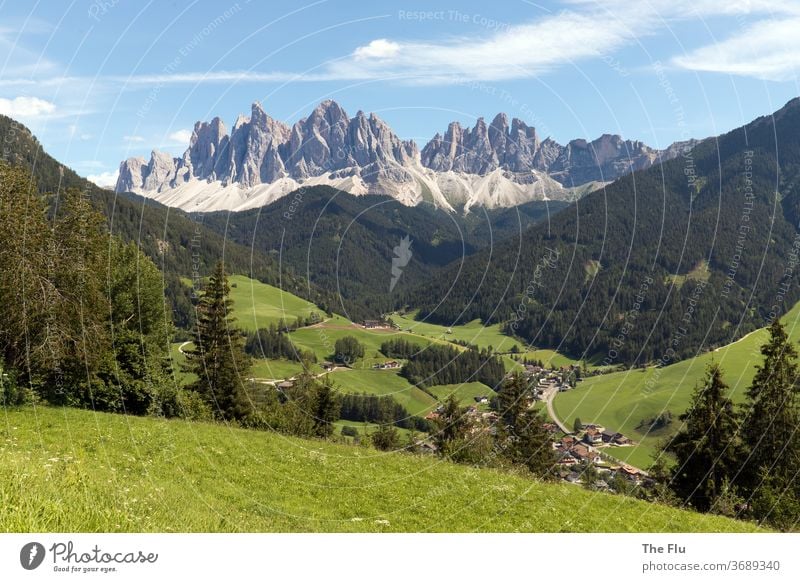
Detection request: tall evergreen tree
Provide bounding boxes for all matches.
[665,363,741,512]
[185,261,252,422]
[509,409,557,480]
[433,395,471,458]
[741,320,800,486]
[740,319,800,527]
[496,372,529,429]
[310,375,340,438]
[497,373,555,479]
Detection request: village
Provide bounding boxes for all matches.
[418,362,648,492]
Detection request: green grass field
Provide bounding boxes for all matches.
[327,369,437,417]
[333,420,414,440]
[288,315,437,362]
[554,300,800,468]
[0,406,761,532]
[228,275,321,330]
[426,383,496,407]
[392,312,524,352]
[392,312,592,371]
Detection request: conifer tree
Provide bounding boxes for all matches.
[510,409,557,480]
[498,373,555,479]
[740,319,800,526]
[665,363,741,512]
[433,395,470,456]
[741,320,800,487]
[310,375,340,438]
[185,261,252,422]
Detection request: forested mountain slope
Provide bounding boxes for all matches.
[0,115,333,328]
[408,98,800,365]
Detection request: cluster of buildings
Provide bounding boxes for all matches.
[372,360,401,370]
[553,423,645,488]
[513,364,582,399]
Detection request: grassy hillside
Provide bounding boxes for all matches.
[392,311,592,370]
[426,382,496,407]
[327,368,437,416]
[0,406,761,532]
[554,300,800,468]
[228,275,322,330]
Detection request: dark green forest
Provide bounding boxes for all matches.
[408,98,800,365]
[197,186,566,320]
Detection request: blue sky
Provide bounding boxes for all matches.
[1,0,799,187]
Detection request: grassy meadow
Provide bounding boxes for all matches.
[0,406,762,533]
[228,274,321,330]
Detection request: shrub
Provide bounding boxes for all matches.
[340,425,359,437]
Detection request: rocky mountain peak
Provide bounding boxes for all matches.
[115,100,691,212]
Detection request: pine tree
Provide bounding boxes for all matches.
[310,376,340,438]
[665,363,741,512]
[433,395,470,457]
[497,372,529,429]
[741,320,800,487]
[185,261,252,422]
[510,409,557,480]
[371,423,401,451]
[740,319,800,526]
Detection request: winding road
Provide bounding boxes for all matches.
[543,386,571,433]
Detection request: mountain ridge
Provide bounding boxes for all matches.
[116,100,695,213]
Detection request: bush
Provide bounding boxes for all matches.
[0,367,37,406]
[341,425,359,437]
[176,389,214,422]
[371,424,401,451]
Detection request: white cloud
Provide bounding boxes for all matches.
[87,170,119,189]
[353,39,400,60]
[672,17,800,81]
[167,129,192,144]
[123,135,145,143]
[328,11,635,83]
[0,96,56,118]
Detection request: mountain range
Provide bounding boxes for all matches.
[116,100,694,213]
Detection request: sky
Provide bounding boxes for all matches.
[1,0,799,188]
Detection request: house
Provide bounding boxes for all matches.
[613,434,632,445]
[557,452,578,466]
[601,430,618,444]
[321,361,335,371]
[583,423,606,433]
[474,396,489,404]
[593,480,610,491]
[618,464,641,480]
[601,430,632,445]
[384,360,400,369]
[542,422,558,434]
[583,428,603,445]
[570,444,601,464]
[362,320,389,329]
[559,436,577,449]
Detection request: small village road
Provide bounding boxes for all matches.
[544,386,571,434]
